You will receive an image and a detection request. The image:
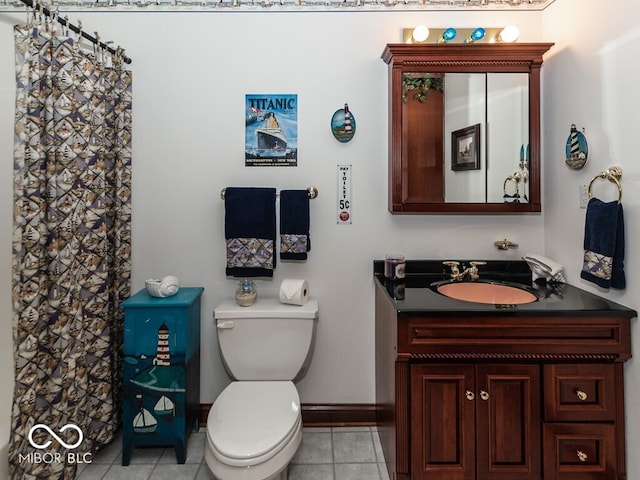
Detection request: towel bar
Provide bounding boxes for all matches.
[220,186,318,200]
[588,166,622,202]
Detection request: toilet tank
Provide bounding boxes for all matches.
[214,298,318,381]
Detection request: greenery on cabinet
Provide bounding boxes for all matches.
[402,73,444,103]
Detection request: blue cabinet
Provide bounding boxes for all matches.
[121,287,204,465]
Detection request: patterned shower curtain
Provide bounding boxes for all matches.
[9,18,132,480]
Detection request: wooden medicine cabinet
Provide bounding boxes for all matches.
[381,43,553,214]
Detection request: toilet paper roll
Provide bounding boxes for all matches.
[279,279,309,306]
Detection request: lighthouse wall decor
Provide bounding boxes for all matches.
[121,287,204,465]
[331,103,356,143]
[565,123,589,169]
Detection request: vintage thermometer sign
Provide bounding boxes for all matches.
[337,165,352,224]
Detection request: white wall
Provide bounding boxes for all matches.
[542,0,640,475]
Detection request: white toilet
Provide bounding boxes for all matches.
[205,297,319,480]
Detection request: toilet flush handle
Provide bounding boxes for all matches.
[217,320,235,329]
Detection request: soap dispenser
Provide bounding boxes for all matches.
[236,279,257,307]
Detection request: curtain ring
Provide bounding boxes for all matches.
[103,40,114,66]
[47,7,59,35]
[36,2,44,28]
[93,31,99,55]
[113,46,123,69]
[116,47,127,69]
[26,0,35,28]
[74,19,82,50]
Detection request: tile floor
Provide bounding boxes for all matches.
[76,426,390,480]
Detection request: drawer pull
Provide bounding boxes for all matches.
[465,390,475,401]
[479,390,489,401]
[575,389,588,401]
[576,450,588,462]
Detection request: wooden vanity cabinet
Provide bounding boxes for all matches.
[375,285,632,480]
[542,363,622,480]
[411,363,540,480]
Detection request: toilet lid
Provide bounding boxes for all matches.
[208,381,301,460]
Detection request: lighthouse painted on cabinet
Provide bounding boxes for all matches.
[153,323,171,366]
[121,287,203,465]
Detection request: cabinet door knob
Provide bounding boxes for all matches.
[479,390,489,401]
[575,389,588,401]
[465,390,475,401]
[576,450,588,462]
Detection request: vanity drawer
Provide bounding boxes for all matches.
[543,364,615,421]
[543,423,615,480]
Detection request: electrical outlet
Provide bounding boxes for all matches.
[579,184,589,208]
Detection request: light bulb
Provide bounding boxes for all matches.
[499,25,520,43]
[466,27,485,43]
[440,28,457,43]
[412,25,430,43]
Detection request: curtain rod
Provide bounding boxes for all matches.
[19,0,132,64]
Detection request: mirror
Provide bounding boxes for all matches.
[382,43,553,214]
[441,72,529,203]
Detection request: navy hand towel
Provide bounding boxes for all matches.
[225,187,277,277]
[279,189,310,261]
[580,198,625,289]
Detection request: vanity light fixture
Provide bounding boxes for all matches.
[403,26,519,44]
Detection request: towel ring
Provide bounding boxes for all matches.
[220,186,318,200]
[588,166,622,202]
[503,172,521,199]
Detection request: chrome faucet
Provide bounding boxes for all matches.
[443,261,487,281]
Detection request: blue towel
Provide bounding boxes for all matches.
[580,198,625,289]
[279,189,310,261]
[225,187,277,277]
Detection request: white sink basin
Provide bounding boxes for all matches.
[434,280,539,305]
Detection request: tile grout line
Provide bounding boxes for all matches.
[331,426,336,480]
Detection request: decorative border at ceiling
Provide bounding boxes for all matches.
[1,0,556,12]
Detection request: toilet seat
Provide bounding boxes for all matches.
[207,381,301,468]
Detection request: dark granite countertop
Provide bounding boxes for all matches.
[374,260,637,318]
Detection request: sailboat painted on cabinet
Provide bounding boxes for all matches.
[154,395,175,416]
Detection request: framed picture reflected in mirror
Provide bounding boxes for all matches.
[451,124,480,171]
